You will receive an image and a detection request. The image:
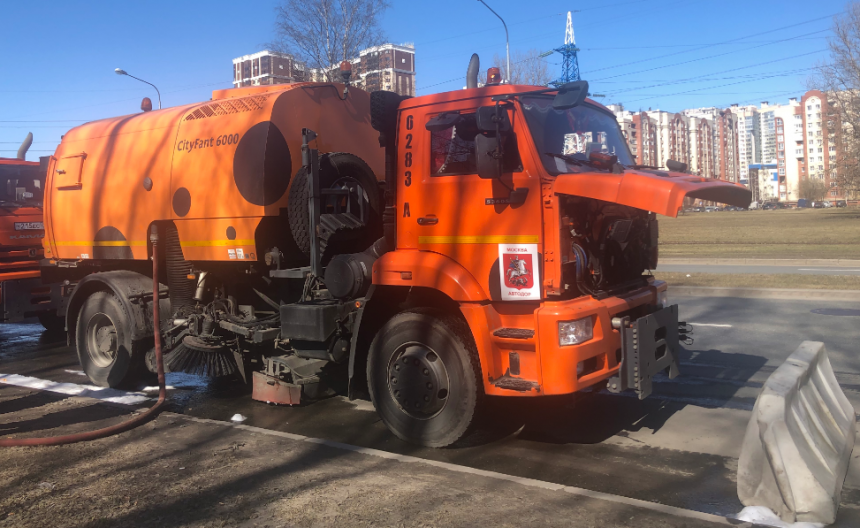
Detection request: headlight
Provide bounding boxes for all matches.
[558,318,593,346]
[658,290,668,308]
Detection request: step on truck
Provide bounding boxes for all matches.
[42,57,750,446]
[1,134,63,331]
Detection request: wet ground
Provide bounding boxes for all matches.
[3,295,860,525]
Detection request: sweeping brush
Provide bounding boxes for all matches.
[164,337,239,378]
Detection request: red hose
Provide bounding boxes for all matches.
[0,227,167,447]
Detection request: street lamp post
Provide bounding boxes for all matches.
[477,0,510,84]
[115,68,162,109]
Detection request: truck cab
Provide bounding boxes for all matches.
[0,154,63,329]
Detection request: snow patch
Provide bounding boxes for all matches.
[734,506,826,528]
[0,373,151,405]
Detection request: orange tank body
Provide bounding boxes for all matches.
[44,83,383,264]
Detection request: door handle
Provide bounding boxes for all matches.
[417,216,438,226]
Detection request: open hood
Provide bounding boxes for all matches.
[552,170,752,218]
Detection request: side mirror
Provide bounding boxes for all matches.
[553,80,589,110]
[425,112,462,132]
[476,105,511,133]
[475,134,502,180]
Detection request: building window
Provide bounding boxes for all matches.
[779,168,785,175]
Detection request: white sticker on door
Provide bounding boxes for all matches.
[228,249,237,260]
[498,243,540,301]
[236,248,245,259]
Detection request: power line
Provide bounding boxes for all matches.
[585,13,835,78]
[589,28,831,83]
[597,50,825,96]
[581,37,827,51]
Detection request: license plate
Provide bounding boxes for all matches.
[14,222,43,231]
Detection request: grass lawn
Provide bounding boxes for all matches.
[654,272,860,290]
[658,208,860,260]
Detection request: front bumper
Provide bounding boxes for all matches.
[466,280,671,397]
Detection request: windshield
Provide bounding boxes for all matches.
[0,164,45,207]
[520,96,633,174]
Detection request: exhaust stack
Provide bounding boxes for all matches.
[17,132,33,160]
[466,54,480,89]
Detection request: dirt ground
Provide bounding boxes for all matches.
[659,208,860,259]
[0,385,734,528]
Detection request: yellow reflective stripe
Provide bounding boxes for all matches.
[55,240,255,247]
[417,235,540,244]
[180,239,255,247]
[55,241,147,246]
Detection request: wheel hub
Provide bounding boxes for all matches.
[86,313,118,368]
[387,344,449,418]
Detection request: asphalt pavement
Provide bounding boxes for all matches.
[658,263,860,275]
[2,295,860,525]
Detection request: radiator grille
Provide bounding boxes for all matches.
[184,95,269,121]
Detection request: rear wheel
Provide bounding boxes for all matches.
[367,311,482,447]
[75,291,145,388]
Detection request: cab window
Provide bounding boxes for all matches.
[429,112,522,176]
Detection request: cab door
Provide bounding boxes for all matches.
[396,102,544,301]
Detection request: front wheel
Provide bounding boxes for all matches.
[367,311,483,447]
[75,291,146,388]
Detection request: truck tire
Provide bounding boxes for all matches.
[75,291,145,388]
[367,310,483,447]
[288,153,382,256]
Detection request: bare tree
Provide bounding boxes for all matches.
[811,3,860,199]
[798,178,828,202]
[270,0,390,81]
[493,50,553,86]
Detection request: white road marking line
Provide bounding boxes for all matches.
[180,413,745,526]
[688,323,733,328]
[0,373,151,404]
[64,369,87,376]
[797,268,860,272]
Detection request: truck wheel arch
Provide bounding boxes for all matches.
[66,271,164,346]
[347,284,483,399]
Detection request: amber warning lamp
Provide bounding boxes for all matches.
[487,67,502,85]
[140,97,153,112]
[339,61,352,99]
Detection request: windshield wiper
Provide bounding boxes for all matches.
[544,152,586,166]
[627,164,661,170]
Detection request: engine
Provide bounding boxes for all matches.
[561,197,658,296]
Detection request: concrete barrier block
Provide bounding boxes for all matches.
[738,341,856,524]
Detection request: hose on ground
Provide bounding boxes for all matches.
[0,226,167,447]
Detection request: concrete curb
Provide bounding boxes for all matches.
[660,258,860,268]
[670,286,860,301]
[176,413,751,527]
[738,342,856,524]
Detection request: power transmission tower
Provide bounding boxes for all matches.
[551,11,581,86]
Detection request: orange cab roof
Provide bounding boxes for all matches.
[401,83,605,111]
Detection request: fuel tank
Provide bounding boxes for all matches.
[44,83,384,263]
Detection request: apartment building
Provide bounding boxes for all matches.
[771,98,802,201]
[233,44,416,97]
[232,51,307,88]
[688,117,715,178]
[729,105,761,185]
[800,90,842,198]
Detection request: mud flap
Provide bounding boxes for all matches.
[607,304,681,399]
[737,341,856,524]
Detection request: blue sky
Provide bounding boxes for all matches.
[0,0,846,160]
